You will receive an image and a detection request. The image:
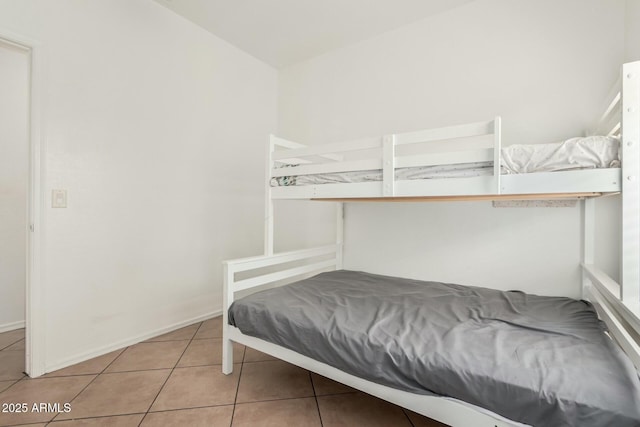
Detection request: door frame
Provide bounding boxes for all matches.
[0,29,46,377]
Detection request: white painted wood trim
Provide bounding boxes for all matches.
[583,264,640,336]
[0,321,26,334]
[395,148,493,168]
[582,199,595,298]
[0,28,46,378]
[271,135,342,162]
[393,119,494,145]
[621,61,640,305]
[266,117,624,201]
[271,158,381,177]
[583,263,622,299]
[382,135,395,196]
[224,244,339,270]
[233,259,337,292]
[272,137,381,161]
[222,263,233,374]
[45,311,221,374]
[587,285,640,369]
[493,116,502,194]
[336,202,344,270]
[270,169,620,200]
[272,181,383,199]
[499,168,621,194]
[265,136,275,255]
[271,135,306,149]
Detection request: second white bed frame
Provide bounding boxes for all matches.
[222,61,640,427]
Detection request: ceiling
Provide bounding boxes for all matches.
[154,0,477,68]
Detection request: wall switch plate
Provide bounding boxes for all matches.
[52,189,67,208]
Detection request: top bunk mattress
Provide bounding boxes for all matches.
[271,135,620,186]
[228,270,640,427]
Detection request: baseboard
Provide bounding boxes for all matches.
[0,320,25,333]
[43,309,221,376]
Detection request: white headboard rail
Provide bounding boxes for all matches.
[582,60,640,370]
[621,60,640,304]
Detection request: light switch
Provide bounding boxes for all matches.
[52,189,67,208]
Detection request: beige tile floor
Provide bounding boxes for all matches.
[0,318,448,426]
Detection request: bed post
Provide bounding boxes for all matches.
[382,135,396,197]
[265,135,275,256]
[493,116,502,194]
[582,198,595,298]
[336,202,344,269]
[222,262,234,374]
[621,61,640,306]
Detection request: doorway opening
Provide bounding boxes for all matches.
[0,32,44,378]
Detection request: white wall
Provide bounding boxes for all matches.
[0,41,29,332]
[0,0,277,372]
[627,0,640,61]
[278,0,625,298]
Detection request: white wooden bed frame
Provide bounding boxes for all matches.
[222,61,640,427]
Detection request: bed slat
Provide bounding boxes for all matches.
[272,135,343,162]
[395,148,493,168]
[587,285,640,369]
[272,137,381,161]
[271,158,381,177]
[232,258,337,292]
[583,264,640,337]
[225,244,339,271]
[394,119,494,145]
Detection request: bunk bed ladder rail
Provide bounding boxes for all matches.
[581,60,640,371]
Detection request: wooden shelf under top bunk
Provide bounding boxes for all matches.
[313,192,614,203]
[271,167,622,201]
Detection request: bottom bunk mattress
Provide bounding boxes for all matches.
[228,270,640,427]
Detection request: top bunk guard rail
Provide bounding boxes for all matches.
[268,113,620,201]
[270,117,504,200]
[580,61,640,371]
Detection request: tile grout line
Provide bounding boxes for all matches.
[0,329,27,391]
[228,339,248,427]
[48,344,130,424]
[137,321,205,427]
[0,377,25,395]
[0,329,25,352]
[44,404,240,425]
[0,339,25,352]
[308,371,325,427]
[231,393,321,406]
[45,412,147,425]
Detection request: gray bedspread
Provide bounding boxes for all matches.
[228,270,640,427]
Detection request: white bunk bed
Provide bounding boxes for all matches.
[222,61,640,427]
